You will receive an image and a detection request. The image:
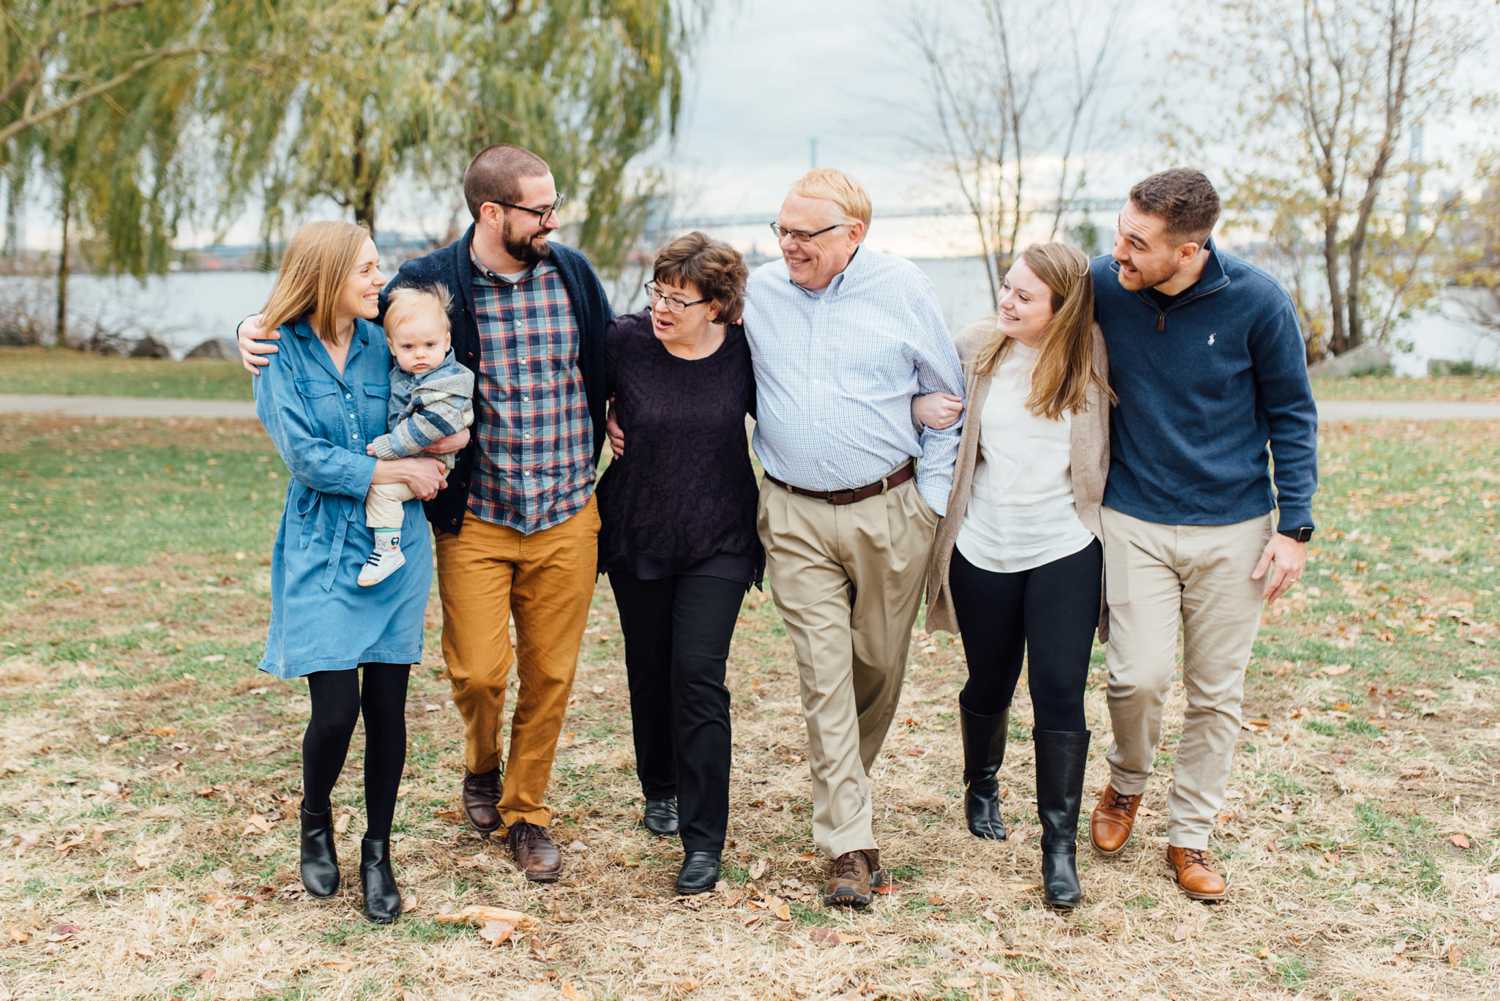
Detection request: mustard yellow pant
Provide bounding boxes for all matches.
[435,496,600,828]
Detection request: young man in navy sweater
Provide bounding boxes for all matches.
[1086,169,1318,900]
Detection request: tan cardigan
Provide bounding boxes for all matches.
[923,321,1111,639]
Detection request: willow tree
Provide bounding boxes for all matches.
[3,0,213,343]
[208,0,701,272]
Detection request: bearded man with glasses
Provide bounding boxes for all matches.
[750,169,965,907]
[235,144,613,885]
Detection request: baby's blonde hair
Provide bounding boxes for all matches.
[384,284,453,339]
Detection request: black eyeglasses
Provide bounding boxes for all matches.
[769,221,847,244]
[493,193,565,224]
[644,282,708,314]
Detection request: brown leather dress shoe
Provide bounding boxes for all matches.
[462,769,501,834]
[823,849,883,909]
[1166,845,1227,900]
[1089,785,1142,856]
[507,821,562,883]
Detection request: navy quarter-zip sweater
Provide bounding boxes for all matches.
[378,225,612,534]
[1091,240,1318,531]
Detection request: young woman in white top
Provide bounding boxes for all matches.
[917,242,1113,909]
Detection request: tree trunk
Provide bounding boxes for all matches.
[1321,214,1348,355]
[55,174,71,347]
[2,167,22,259]
[1345,238,1365,351]
[354,181,376,238]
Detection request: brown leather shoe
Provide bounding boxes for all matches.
[462,769,501,834]
[1089,784,1142,856]
[507,821,562,883]
[823,849,883,909]
[1166,845,1226,900]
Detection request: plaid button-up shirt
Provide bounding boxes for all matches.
[466,254,595,534]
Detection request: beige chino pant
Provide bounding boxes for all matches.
[1100,506,1274,849]
[366,482,415,530]
[757,475,938,859]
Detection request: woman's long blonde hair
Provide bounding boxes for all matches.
[261,221,371,345]
[972,242,1114,420]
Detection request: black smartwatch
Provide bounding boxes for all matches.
[1278,525,1314,543]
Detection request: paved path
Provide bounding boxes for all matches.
[1,394,1498,422]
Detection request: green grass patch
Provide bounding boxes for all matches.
[0,346,251,399]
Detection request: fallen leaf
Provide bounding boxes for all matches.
[432,807,463,824]
[1243,718,1271,732]
[1450,833,1472,850]
[945,977,977,990]
[334,813,351,836]
[147,726,176,737]
[201,654,226,664]
[560,982,580,1000]
[1323,664,1352,677]
[434,905,538,931]
[1447,944,1464,967]
[7,926,30,944]
[748,858,769,881]
[808,927,861,946]
[773,898,791,922]
[255,937,274,955]
[477,920,514,946]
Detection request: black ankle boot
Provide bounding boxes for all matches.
[299,802,339,897]
[960,704,1008,840]
[675,850,721,895]
[360,836,401,923]
[1035,729,1090,909]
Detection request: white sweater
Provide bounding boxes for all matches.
[954,342,1096,573]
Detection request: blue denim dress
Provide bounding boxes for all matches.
[254,318,432,678]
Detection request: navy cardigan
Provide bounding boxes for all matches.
[380,224,613,534]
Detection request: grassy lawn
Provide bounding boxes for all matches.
[1,416,1496,1000]
[0,347,250,401]
[4,345,1500,406]
[1311,372,1500,401]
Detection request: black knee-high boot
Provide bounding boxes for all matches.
[1035,729,1090,908]
[960,704,1008,840]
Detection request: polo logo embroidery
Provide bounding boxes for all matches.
[1207,333,1216,346]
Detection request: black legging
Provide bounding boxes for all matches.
[302,663,410,840]
[948,540,1102,732]
[609,570,745,853]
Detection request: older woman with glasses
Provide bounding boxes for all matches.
[596,231,760,895]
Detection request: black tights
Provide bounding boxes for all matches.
[302,663,410,840]
[948,540,1101,732]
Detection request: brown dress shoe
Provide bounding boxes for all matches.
[462,769,501,834]
[823,849,883,909]
[1166,846,1227,900]
[507,821,562,883]
[1089,785,1142,856]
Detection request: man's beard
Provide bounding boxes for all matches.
[502,219,550,265]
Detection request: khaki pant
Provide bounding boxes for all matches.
[1100,506,1274,849]
[366,482,414,530]
[757,475,938,859]
[435,496,600,828]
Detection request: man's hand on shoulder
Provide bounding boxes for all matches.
[1252,533,1307,604]
[237,313,279,374]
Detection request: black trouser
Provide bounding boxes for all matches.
[948,540,1102,732]
[302,663,410,841]
[608,570,745,853]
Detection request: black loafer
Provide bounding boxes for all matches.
[642,797,679,837]
[675,850,721,895]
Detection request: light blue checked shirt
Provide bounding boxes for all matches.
[743,246,965,515]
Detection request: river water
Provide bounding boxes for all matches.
[2,258,1491,376]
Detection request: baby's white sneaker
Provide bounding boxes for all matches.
[357,534,405,587]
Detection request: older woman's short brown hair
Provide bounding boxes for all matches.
[653,231,749,324]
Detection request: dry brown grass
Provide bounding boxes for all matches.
[1,417,1497,1000]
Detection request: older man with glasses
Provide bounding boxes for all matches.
[749,168,965,907]
[236,144,612,886]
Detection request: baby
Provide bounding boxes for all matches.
[358,284,475,587]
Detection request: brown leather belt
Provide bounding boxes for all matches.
[764,460,916,506]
